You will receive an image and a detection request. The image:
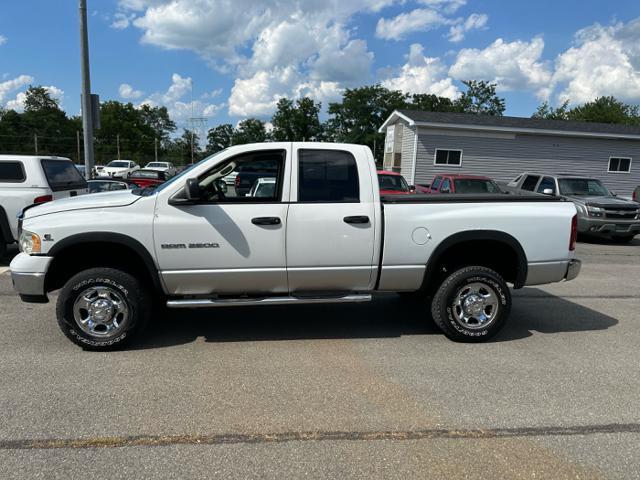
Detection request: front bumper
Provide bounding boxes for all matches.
[10,253,53,303]
[578,216,640,236]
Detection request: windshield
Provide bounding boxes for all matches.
[150,151,226,196]
[558,178,610,196]
[454,179,501,194]
[107,161,131,168]
[378,174,409,192]
[146,162,166,168]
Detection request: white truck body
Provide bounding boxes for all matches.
[10,143,581,347]
[0,155,88,253]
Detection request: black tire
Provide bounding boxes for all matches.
[56,267,151,351]
[0,241,6,260]
[431,266,511,342]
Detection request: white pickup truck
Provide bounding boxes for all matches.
[10,143,581,350]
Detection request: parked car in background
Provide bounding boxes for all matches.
[234,154,280,196]
[377,170,415,195]
[144,161,176,176]
[509,172,640,242]
[10,142,581,349]
[223,170,238,186]
[633,186,640,203]
[414,184,431,194]
[87,179,132,194]
[428,174,503,194]
[0,155,87,258]
[127,169,170,189]
[98,160,140,178]
[246,177,277,198]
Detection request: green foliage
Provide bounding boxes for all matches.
[532,97,639,125]
[206,124,234,153]
[232,118,269,144]
[454,80,505,116]
[271,97,323,141]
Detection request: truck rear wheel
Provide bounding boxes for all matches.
[56,268,151,351]
[431,266,511,342]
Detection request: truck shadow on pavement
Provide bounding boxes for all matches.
[129,289,618,349]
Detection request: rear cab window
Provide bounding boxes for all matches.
[521,175,540,191]
[40,159,88,191]
[536,176,556,194]
[0,161,26,183]
[298,150,359,202]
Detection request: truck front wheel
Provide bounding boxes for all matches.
[431,266,511,342]
[56,268,151,351]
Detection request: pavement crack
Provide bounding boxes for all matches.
[2,423,639,450]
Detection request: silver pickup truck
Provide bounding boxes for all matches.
[508,172,640,242]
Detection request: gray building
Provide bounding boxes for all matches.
[379,110,640,196]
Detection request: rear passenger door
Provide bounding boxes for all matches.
[286,147,377,292]
[520,175,540,191]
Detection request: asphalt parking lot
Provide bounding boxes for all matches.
[0,238,639,479]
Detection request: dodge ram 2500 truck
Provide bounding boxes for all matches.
[10,143,581,350]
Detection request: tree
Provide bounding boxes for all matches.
[271,97,323,141]
[206,124,234,153]
[139,104,176,142]
[232,118,268,145]
[167,129,201,165]
[532,100,570,120]
[23,86,60,112]
[454,80,505,116]
[567,96,639,125]
[411,93,459,113]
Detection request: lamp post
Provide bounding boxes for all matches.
[79,0,95,178]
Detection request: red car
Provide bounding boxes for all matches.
[428,174,502,194]
[127,169,170,188]
[377,170,415,195]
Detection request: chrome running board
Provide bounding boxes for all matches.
[166,294,372,309]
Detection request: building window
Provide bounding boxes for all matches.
[608,157,632,173]
[434,149,462,167]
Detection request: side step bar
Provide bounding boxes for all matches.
[166,294,372,309]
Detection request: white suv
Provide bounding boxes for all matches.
[0,155,87,258]
[144,161,176,176]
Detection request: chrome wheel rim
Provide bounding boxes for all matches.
[452,282,499,330]
[72,286,129,338]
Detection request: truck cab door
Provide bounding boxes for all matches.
[285,146,378,293]
[153,147,291,296]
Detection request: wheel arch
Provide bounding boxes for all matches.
[0,206,14,244]
[45,232,163,294]
[421,230,528,293]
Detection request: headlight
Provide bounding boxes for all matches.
[19,230,41,255]
[586,205,604,217]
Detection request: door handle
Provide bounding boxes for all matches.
[252,216,281,226]
[343,215,370,224]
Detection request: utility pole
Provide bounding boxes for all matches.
[34,134,38,154]
[79,0,95,178]
[154,138,158,162]
[116,133,120,159]
[76,130,81,163]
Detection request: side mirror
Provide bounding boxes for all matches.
[185,178,202,201]
[215,179,228,194]
[408,185,416,193]
[611,191,617,197]
[542,188,554,195]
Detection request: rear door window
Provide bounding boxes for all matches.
[0,161,26,182]
[41,160,88,191]
[440,179,451,193]
[431,177,442,191]
[521,175,540,191]
[298,150,359,202]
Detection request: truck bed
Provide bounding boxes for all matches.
[381,193,565,203]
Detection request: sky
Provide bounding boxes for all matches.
[1,0,640,133]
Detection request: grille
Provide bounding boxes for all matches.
[604,209,638,220]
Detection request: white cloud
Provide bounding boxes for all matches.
[119,83,144,99]
[376,8,450,40]
[0,35,7,46]
[449,37,552,98]
[0,75,34,104]
[417,0,466,14]
[552,19,640,103]
[140,73,222,125]
[111,12,136,29]
[447,13,488,42]
[228,66,300,117]
[381,44,460,98]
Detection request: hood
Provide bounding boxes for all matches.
[25,190,142,218]
[566,195,639,208]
